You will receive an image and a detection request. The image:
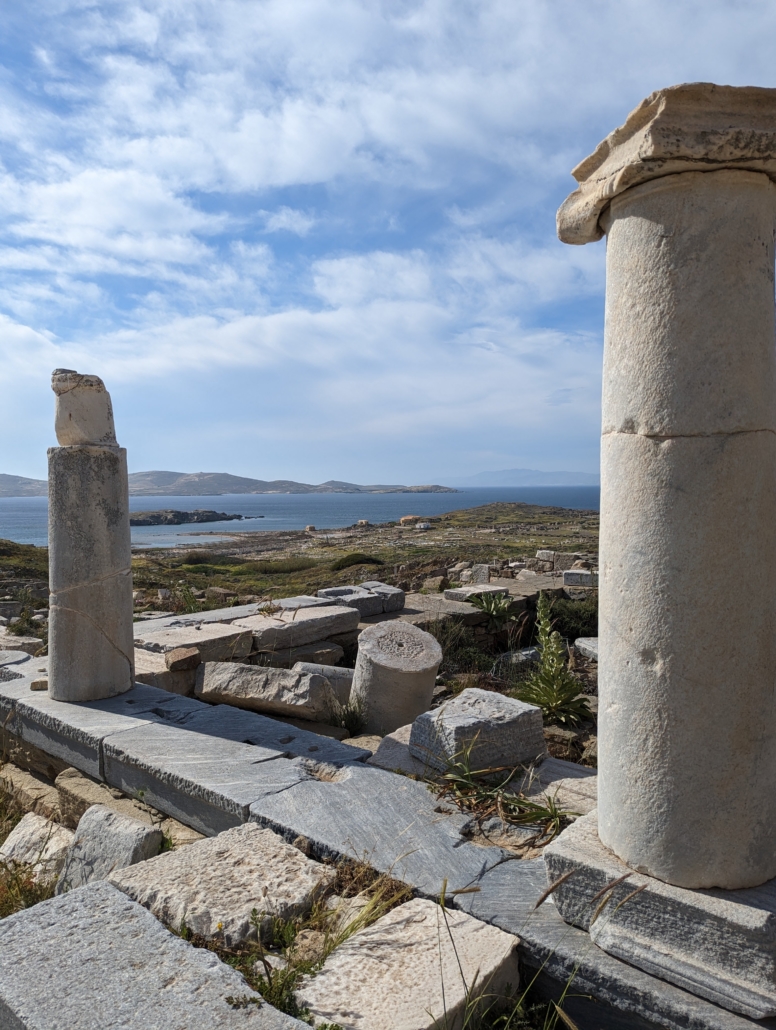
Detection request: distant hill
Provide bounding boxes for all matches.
[0,474,47,497]
[128,472,455,495]
[0,470,455,497]
[447,468,600,487]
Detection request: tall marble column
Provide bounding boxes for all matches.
[558,84,776,890]
[48,370,134,702]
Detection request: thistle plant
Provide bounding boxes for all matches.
[513,593,591,728]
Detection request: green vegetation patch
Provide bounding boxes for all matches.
[329,552,384,571]
[0,540,48,580]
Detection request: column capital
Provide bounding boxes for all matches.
[558,82,776,245]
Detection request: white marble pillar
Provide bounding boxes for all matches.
[48,370,134,702]
[558,84,776,889]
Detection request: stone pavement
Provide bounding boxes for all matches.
[1,649,769,1029]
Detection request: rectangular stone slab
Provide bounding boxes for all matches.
[232,605,360,651]
[134,648,197,695]
[443,585,510,602]
[145,701,371,764]
[296,897,519,1030]
[134,622,253,662]
[11,685,203,779]
[0,880,305,1029]
[195,662,337,721]
[130,603,265,631]
[103,721,302,836]
[359,581,406,612]
[544,812,776,1019]
[109,823,336,946]
[250,762,511,896]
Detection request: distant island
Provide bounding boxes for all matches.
[129,509,260,526]
[0,471,456,498]
[445,467,600,487]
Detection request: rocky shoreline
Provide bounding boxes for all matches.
[129,510,259,527]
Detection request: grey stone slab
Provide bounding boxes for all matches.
[130,603,265,630]
[276,595,338,609]
[367,723,429,777]
[102,720,296,836]
[544,812,776,1019]
[250,762,511,896]
[0,880,305,1029]
[443,585,510,602]
[260,640,344,669]
[379,592,487,628]
[316,586,384,617]
[455,859,765,1030]
[359,581,406,612]
[195,662,337,721]
[409,688,546,772]
[134,622,253,662]
[293,662,353,705]
[0,675,38,726]
[11,684,203,779]
[56,804,162,894]
[0,650,32,668]
[574,636,599,660]
[233,605,360,651]
[144,699,371,764]
[563,569,598,587]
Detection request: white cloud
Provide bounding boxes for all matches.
[263,207,316,235]
[2,0,775,479]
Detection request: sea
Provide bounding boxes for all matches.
[0,487,600,550]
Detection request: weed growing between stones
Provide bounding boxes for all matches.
[328,694,367,736]
[174,858,411,1023]
[511,595,591,728]
[468,593,527,637]
[434,742,576,847]
[433,881,579,1030]
[427,619,496,677]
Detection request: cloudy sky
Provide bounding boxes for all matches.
[1,1,774,484]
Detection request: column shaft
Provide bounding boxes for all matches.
[597,169,776,889]
[48,444,134,702]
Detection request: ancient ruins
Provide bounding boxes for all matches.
[3,82,776,1030]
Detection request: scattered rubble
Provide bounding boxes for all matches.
[110,823,335,946]
[56,804,163,893]
[409,688,546,772]
[0,812,73,882]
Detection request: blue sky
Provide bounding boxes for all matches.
[1,1,775,484]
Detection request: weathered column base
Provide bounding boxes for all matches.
[544,812,776,1019]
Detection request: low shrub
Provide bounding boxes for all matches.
[329,553,384,571]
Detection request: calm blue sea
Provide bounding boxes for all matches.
[0,487,600,549]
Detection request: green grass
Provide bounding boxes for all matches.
[176,858,412,1023]
[0,540,48,580]
[432,741,576,847]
